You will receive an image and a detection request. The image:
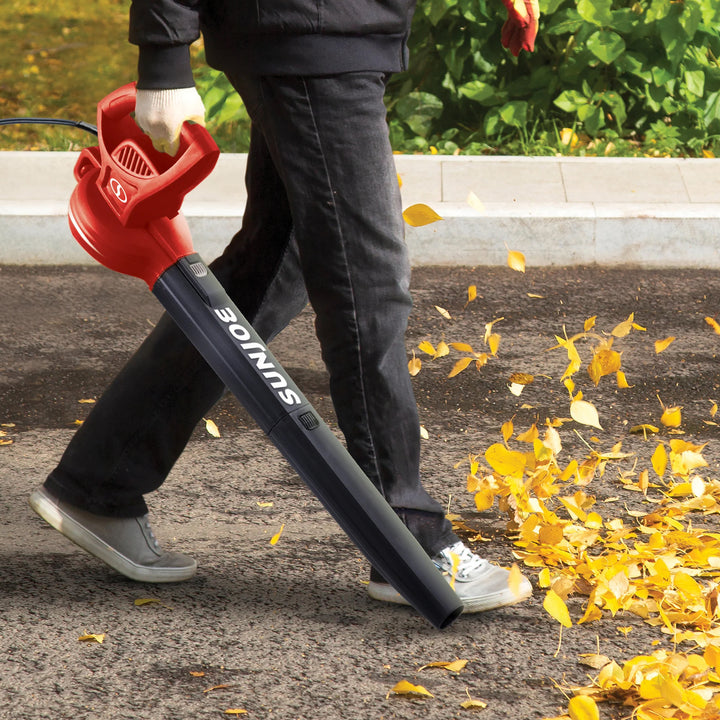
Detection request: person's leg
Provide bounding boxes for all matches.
[31,124,308,580]
[226,72,457,555]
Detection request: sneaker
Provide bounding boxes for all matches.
[367,541,532,613]
[29,486,197,583]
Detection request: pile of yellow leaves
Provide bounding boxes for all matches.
[418,297,720,719]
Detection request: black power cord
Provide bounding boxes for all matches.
[0,117,98,136]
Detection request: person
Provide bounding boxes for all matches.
[29,0,539,613]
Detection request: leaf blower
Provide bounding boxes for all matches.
[66,83,463,629]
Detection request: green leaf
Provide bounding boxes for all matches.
[684,69,705,98]
[577,0,613,26]
[458,80,497,105]
[395,92,444,137]
[498,101,528,129]
[578,103,605,136]
[646,0,672,23]
[587,30,626,64]
[554,90,588,113]
[703,91,720,134]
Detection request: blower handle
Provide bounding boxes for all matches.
[93,82,219,228]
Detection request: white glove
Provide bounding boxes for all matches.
[135,87,206,156]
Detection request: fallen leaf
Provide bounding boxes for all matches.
[507,249,526,273]
[224,711,247,716]
[570,399,602,430]
[460,698,488,710]
[270,524,285,545]
[256,501,273,508]
[660,405,682,428]
[204,418,221,437]
[654,336,675,354]
[403,203,443,227]
[543,589,572,628]
[508,563,525,598]
[134,598,170,608]
[408,354,422,376]
[189,671,205,677]
[78,398,96,404]
[705,316,720,334]
[578,653,612,670]
[568,695,599,720]
[387,680,434,698]
[435,305,452,320]
[419,425,429,440]
[467,284,478,303]
[419,659,468,673]
[467,191,486,214]
[203,684,232,693]
[78,633,105,643]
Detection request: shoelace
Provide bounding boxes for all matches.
[434,542,487,580]
[142,517,161,550]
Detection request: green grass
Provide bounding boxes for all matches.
[1,0,138,150]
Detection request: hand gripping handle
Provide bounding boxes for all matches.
[93,82,219,227]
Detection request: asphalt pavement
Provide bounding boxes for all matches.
[1,262,719,720]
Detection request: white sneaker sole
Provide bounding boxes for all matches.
[29,490,196,583]
[368,578,532,614]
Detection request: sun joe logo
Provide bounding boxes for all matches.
[214,306,302,407]
[108,177,128,203]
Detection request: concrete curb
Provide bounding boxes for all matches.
[2,151,720,267]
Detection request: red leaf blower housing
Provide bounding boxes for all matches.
[67,83,463,629]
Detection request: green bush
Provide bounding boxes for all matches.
[195,0,720,156]
[387,0,720,155]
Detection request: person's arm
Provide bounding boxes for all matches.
[500,0,539,56]
[129,0,206,155]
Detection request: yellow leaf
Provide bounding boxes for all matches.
[578,653,612,670]
[616,626,632,636]
[711,400,718,417]
[527,293,544,298]
[78,398,96,404]
[501,420,514,443]
[474,488,494,511]
[616,370,632,389]
[448,357,473,378]
[570,399,602,430]
[257,501,273,507]
[204,684,232,693]
[587,348,621,385]
[460,699,488,710]
[660,405,682,428]
[705,316,720,335]
[654,336,675,353]
[418,341,436,356]
[467,284,478,303]
[270,523,285,545]
[419,425,429,440]
[467,191,486,214]
[396,173,403,188]
[134,598,163,606]
[388,680,434,698]
[651,442,667,475]
[508,564,524,599]
[561,127,579,148]
[611,312,642,338]
[508,382,524,397]
[516,423,539,443]
[402,203,443,227]
[419,659,468,673]
[204,418,221,438]
[484,443,527,478]
[568,695,600,720]
[189,671,205,677]
[508,372,534,386]
[543,589,572,628]
[408,355,422,376]
[507,249,526,273]
[78,633,105,643]
[487,333,501,356]
[435,305,452,320]
[450,342,474,352]
[224,711,248,716]
[630,423,659,437]
[435,341,450,358]
[583,316,596,332]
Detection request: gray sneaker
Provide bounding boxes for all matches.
[368,541,532,613]
[29,486,197,583]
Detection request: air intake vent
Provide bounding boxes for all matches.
[112,141,157,178]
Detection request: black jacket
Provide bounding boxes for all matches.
[129,0,416,89]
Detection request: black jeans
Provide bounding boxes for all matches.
[46,72,457,556]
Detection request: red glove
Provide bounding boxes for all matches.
[501,0,540,56]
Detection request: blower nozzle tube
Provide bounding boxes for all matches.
[153,256,463,629]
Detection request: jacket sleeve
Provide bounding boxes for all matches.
[129,0,201,89]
